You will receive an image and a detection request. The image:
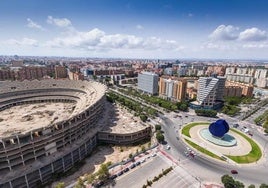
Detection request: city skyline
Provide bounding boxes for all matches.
[1,0,268,59]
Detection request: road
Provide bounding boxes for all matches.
[113,153,200,188]
[158,112,268,186]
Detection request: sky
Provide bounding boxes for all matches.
[1,0,268,60]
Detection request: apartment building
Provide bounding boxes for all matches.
[225,81,254,97]
[158,76,187,102]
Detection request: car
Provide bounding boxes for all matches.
[123,167,129,172]
[248,132,253,136]
[94,181,104,188]
[233,124,239,128]
[141,158,146,163]
[130,163,136,169]
[186,147,191,152]
[151,153,157,157]
[117,171,124,176]
[190,151,196,156]
[184,151,189,156]
[231,170,238,174]
[110,174,117,180]
[166,145,171,150]
[135,161,141,166]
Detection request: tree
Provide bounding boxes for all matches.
[98,163,110,181]
[221,175,245,188]
[87,174,96,184]
[141,145,146,152]
[221,175,235,188]
[156,131,164,143]
[75,177,85,188]
[234,180,244,188]
[155,124,161,131]
[129,153,133,159]
[55,182,65,188]
[260,184,268,188]
[140,114,148,122]
[248,184,255,188]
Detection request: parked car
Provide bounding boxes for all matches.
[151,153,157,157]
[166,145,171,150]
[110,174,117,180]
[117,171,124,176]
[130,163,136,169]
[141,158,146,163]
[135,161,141,166]
[123,167,129,172]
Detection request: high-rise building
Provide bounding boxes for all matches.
[159,77,187,102]
[216,76,226,101]
[194,76,226,109]
[138,72,159,95]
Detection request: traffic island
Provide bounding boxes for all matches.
[181,121,262,164]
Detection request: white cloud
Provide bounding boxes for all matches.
[45,28,183,51]
[26,18,44,30]
[47,16,72,27]
[5,38,38,46]
[136,24,144,30]
[209,25,239,41]
[242,43,268,49]
[239,28,267,41]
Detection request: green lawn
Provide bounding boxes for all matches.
[225,129,262,163]
[181,122,209,137]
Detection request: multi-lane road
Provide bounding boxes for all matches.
[158,111,268,186]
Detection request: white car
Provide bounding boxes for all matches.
[166,145,171,150]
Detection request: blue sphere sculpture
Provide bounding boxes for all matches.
[209,119,229,138]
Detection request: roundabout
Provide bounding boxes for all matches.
[181,120,262,164]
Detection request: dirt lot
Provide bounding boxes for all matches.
[51,142,152,187]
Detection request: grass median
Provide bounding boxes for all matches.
[225,129,262,163]
[181,122,209,137]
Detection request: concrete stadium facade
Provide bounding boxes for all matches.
[0,80,151,188]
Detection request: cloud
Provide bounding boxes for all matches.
[136,24,144,30]
[45,28,183,51]
[5,38,38,46]
[201,42,234,50]
[239,28,267,41]
[26,18,44,30]
[242,43,268,49]
[188,13,194,17]
[209,25,239,41]
[47,16,72,27]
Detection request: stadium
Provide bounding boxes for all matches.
[0,80,105,187]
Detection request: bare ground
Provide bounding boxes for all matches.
[51,142,151,187]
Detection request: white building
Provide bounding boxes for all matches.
[197,77,226,109]
[138,72,159,95]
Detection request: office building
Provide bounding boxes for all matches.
[138,72,159,95]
